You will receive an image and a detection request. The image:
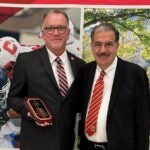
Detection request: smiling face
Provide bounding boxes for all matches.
[42,12,70,56]
[91,30,119,70]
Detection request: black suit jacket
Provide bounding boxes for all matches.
[79,57,150,150]
[7,47,86,150]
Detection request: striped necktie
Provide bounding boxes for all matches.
[85,70,106,136]
[55,57,68,97]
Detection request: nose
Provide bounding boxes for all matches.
[100,44,107,52]
[53,29,59,35]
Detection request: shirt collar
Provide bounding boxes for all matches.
[46,47,68,65]
[97,57,118,77]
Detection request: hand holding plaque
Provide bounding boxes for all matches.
[24,97,53,125]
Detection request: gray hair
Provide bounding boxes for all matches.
[43,9,69,24]
[91,23,119,42]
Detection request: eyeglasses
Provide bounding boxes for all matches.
[43,26,67,34]
[93,42,116,49]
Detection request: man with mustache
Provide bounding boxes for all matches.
[78,23,149,150]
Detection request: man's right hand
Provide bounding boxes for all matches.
[27,112,51,127]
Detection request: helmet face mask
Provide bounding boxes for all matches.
[0,90,6,99]
[0,80,10,111]
[0,68,10,112]
[0,92,6,111]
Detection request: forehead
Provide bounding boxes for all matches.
[43,13,68,26]
[93,30,116,42]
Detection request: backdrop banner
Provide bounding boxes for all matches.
[0,0,150,5]
[0,1,149,149]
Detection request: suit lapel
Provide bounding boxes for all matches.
[83,62,97,119]
[107,58,126,121]
[37,47,58,89]
[62,52,79,98]
[67,52,78,77]
[86,62,97,102]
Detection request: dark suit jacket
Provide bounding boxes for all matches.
[78,57,150,150]
[7,46,86,150]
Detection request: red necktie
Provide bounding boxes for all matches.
[55,57,68,97]
[85,70,106,136]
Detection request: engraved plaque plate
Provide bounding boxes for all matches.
[25,97,53,125]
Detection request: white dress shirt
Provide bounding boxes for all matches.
[86,57,118,142]
[46,48,74,88]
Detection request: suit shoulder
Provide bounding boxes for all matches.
[86,61,96,69]
[119,58,147,76]
[68,52,86,65]
[79,61,96,73]
[17,46,44,58]
[15,48,45,68]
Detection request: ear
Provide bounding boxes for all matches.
[91,42,94,48]
[115,41,119,49]
[39,31,43,39]
[67,29,70,39]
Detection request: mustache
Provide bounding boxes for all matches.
[97,52,110,57]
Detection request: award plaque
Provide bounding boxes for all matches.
[24,97,53,125]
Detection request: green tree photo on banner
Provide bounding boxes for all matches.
[83,8,150,79]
